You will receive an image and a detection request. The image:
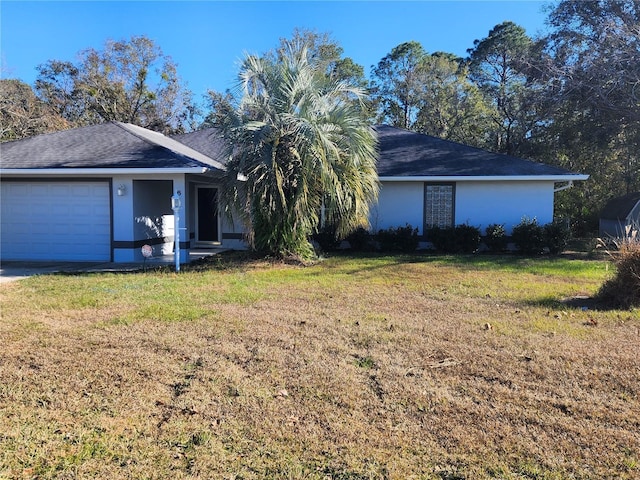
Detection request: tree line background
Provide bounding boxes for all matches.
[1,0,638,235]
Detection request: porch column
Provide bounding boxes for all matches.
[112,177,135,262]
[172,177,189,264]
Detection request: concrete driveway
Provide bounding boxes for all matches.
[0,250,222,283]
[0,261,146,283]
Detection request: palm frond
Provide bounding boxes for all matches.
[213,38,378,258]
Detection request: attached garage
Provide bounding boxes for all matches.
[1,180,111,261]
[0,122,228,264]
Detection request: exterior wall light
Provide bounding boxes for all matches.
[117,184,126,196]
[171,190,182,209]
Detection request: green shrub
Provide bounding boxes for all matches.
[484,224,508,252]
[427,226,457,253]
[312,225,341,253]
[346,227,374,251]
[377,224,419,252]
[454,224,481,253]
[427,224,481,253]
[544,221,571,254]
[512,217,545,254]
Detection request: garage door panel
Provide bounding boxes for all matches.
[1,181,111,261]
[9,222,30,235]
[51,205,70,215]
[72,185,94,196]
[32,224,51,235]
[30,184,50,196]
[8,184,28,195]
[50,185,69,196]
[31,203,53,216]
[71,205,91,216]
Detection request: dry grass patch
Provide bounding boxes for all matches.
[1,254,638,479]
[597,235,640,309]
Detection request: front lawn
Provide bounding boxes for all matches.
[1,254,638,479]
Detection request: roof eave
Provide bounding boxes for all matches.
[0,167,212,176]
[378,174,590,182]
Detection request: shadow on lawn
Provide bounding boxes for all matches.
[525,294,622,312]
[316,250,603,278]
[51,250,613,295]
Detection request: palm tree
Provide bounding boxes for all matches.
[217,40,379,259]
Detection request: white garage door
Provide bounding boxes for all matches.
[1,181,111,261]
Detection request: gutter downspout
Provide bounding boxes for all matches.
[554,180,574,193]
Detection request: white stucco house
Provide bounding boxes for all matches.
[0,122,588,262]
[370,125,588,241]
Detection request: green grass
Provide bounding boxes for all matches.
[1,252,638,479]
[8,254,611,317]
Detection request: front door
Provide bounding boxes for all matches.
[196,187,220,243]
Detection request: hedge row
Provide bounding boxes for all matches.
[314,224,419,253]
[314,218,571,255]
[430,218,570,254]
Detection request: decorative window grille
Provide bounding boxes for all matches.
[424,184,454,228]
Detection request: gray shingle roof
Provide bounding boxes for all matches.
[0,122,225,171]
[172,127,227,162]
[374,125,580,177]
[1,122,585,180]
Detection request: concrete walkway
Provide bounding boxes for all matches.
[0,261,144,283]
[0,249,223,283]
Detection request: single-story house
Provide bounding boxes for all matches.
[370,125,588,242]
[599,192,640,239]
[0,122,588,262]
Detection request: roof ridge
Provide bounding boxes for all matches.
[114,122,226,171]
[112,121,167,146]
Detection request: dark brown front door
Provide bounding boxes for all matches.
[196,187,219,243]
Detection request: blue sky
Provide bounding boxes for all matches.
[1,1,550,100]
